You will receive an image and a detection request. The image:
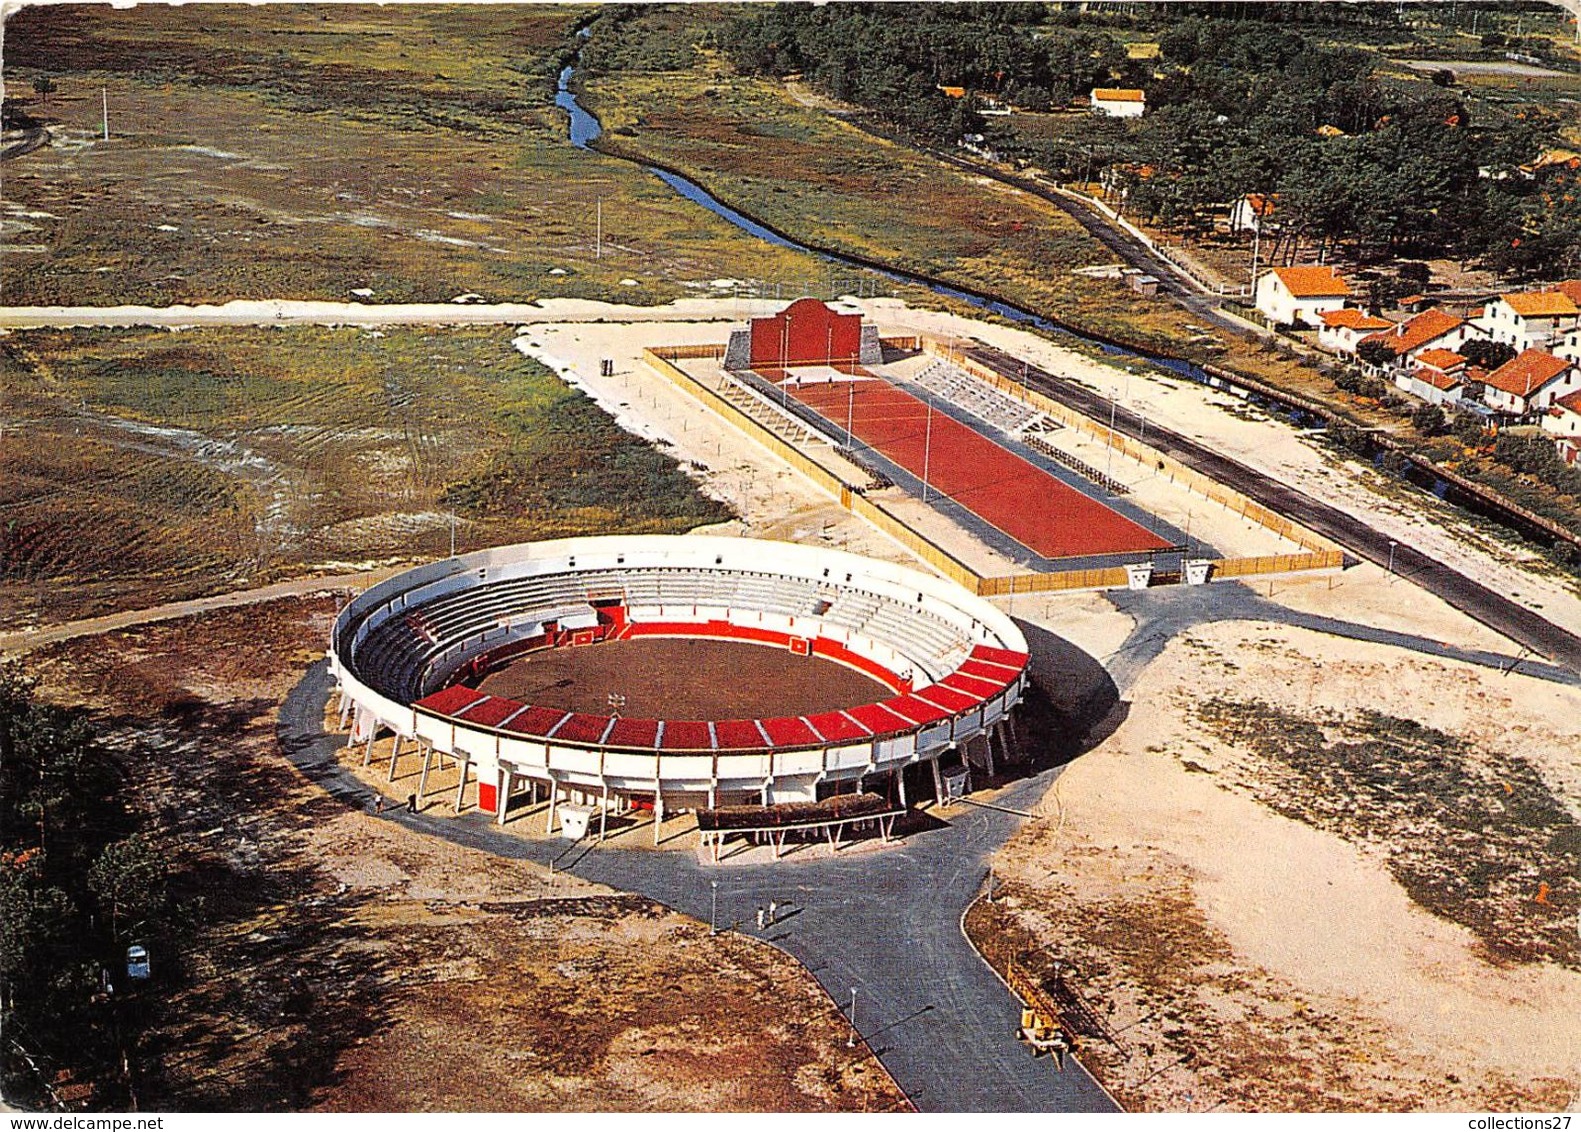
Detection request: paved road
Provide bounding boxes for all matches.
[965,344,1581,676]
[277,662,1120,1113]
[0,566,408,656]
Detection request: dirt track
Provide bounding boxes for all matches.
[477,636,888,719]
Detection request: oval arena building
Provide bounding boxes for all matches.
[328,535,1029,839]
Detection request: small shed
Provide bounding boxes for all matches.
[1128,273,1161,297]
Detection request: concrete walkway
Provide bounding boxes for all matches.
[277,662,1121,1113]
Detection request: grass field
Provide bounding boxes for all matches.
[1,4,824,306]
[1,325,729,630]
[580,67,1218,356]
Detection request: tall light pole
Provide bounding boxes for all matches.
[922,395,934,503]
[449,513,457,558]
[1106,393,1119,478]
[710,879,719,936]
[846,382,855,449]
[846,987,859,1048]
[1386,539,1398,581]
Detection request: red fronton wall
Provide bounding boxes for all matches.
[750,298,863,369]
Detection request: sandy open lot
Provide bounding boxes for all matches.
[977,597,1581,1111]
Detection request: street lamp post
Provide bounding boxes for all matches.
[1387,539,1398,581]
[846,987,859,1048]
[710,880,719,936]
[922,395,934,503]
[846,382,855,449]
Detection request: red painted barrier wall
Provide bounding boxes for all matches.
[750,298,863,369]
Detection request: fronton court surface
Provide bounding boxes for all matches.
[786,375,1174,560]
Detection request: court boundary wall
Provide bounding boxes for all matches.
[921,340,1345,581]
[644,342,1338,595]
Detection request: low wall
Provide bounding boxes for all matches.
[646,344,1340,596]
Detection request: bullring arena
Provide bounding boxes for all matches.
[329,535,1028,851]
[329,297,1345,859]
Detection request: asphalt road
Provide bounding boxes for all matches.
[965,344,1581,676]
[277,663,1120,1113]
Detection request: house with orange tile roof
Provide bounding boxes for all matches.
[1357,308,1482,375]
[1254,265,1352,328]
[1481,348,1581,417]
[1475,289,1580,352]
[1315,307,1394,356]
[1090,87,1146,118]
[1542,389,1581,465]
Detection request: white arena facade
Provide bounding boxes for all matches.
[328,535,1029,838]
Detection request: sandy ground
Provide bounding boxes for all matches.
[979,591,1581,1112]
[22,599,904,1112]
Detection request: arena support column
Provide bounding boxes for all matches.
[496,767,510,826]
[386,734,402,781]
[453,758,472,813]
[930,756,946,804]
[599,782,610,841]
[416,743,435,803]
[545,772,560,834]
[653,784,665,846]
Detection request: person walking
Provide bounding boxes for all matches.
[406,793,418,814]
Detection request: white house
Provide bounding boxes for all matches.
[1316,307,1394,356]
[1255,265,1352,328]
[1475,290,1580,353]
[1228,193,1278,235]
[1542,390,1581,465]
[1403,347,1471,407]
[1482,349,1581,417]
[1090,88,1146,118]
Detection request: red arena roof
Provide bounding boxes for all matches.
[804,711,871,744]
[844,702,915,737]
[659,720,714,751]
[712,719,772,750]
[459,695,528,729]
[554,713,614,745]
[881,694,953,726]
[606,717,662,749]
[415,684,489,716]
[502,705,573,738]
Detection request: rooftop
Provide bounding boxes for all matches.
[1269,265,1352,299]
[1484,349,1572,399]
[1501,291,1579,319]
[1318,308,1392,331]
[1414,348,1467,372]
[1361,308,1464,357]
[1092,87,1145,102]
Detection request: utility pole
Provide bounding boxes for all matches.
[846,987,859,1048]
[595,198,602,259]
[102,88,110,141]
[846,382,855,449]
[921,395,934,503]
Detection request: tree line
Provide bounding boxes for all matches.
[1,664,174,1109]
[722,4,1574,278]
